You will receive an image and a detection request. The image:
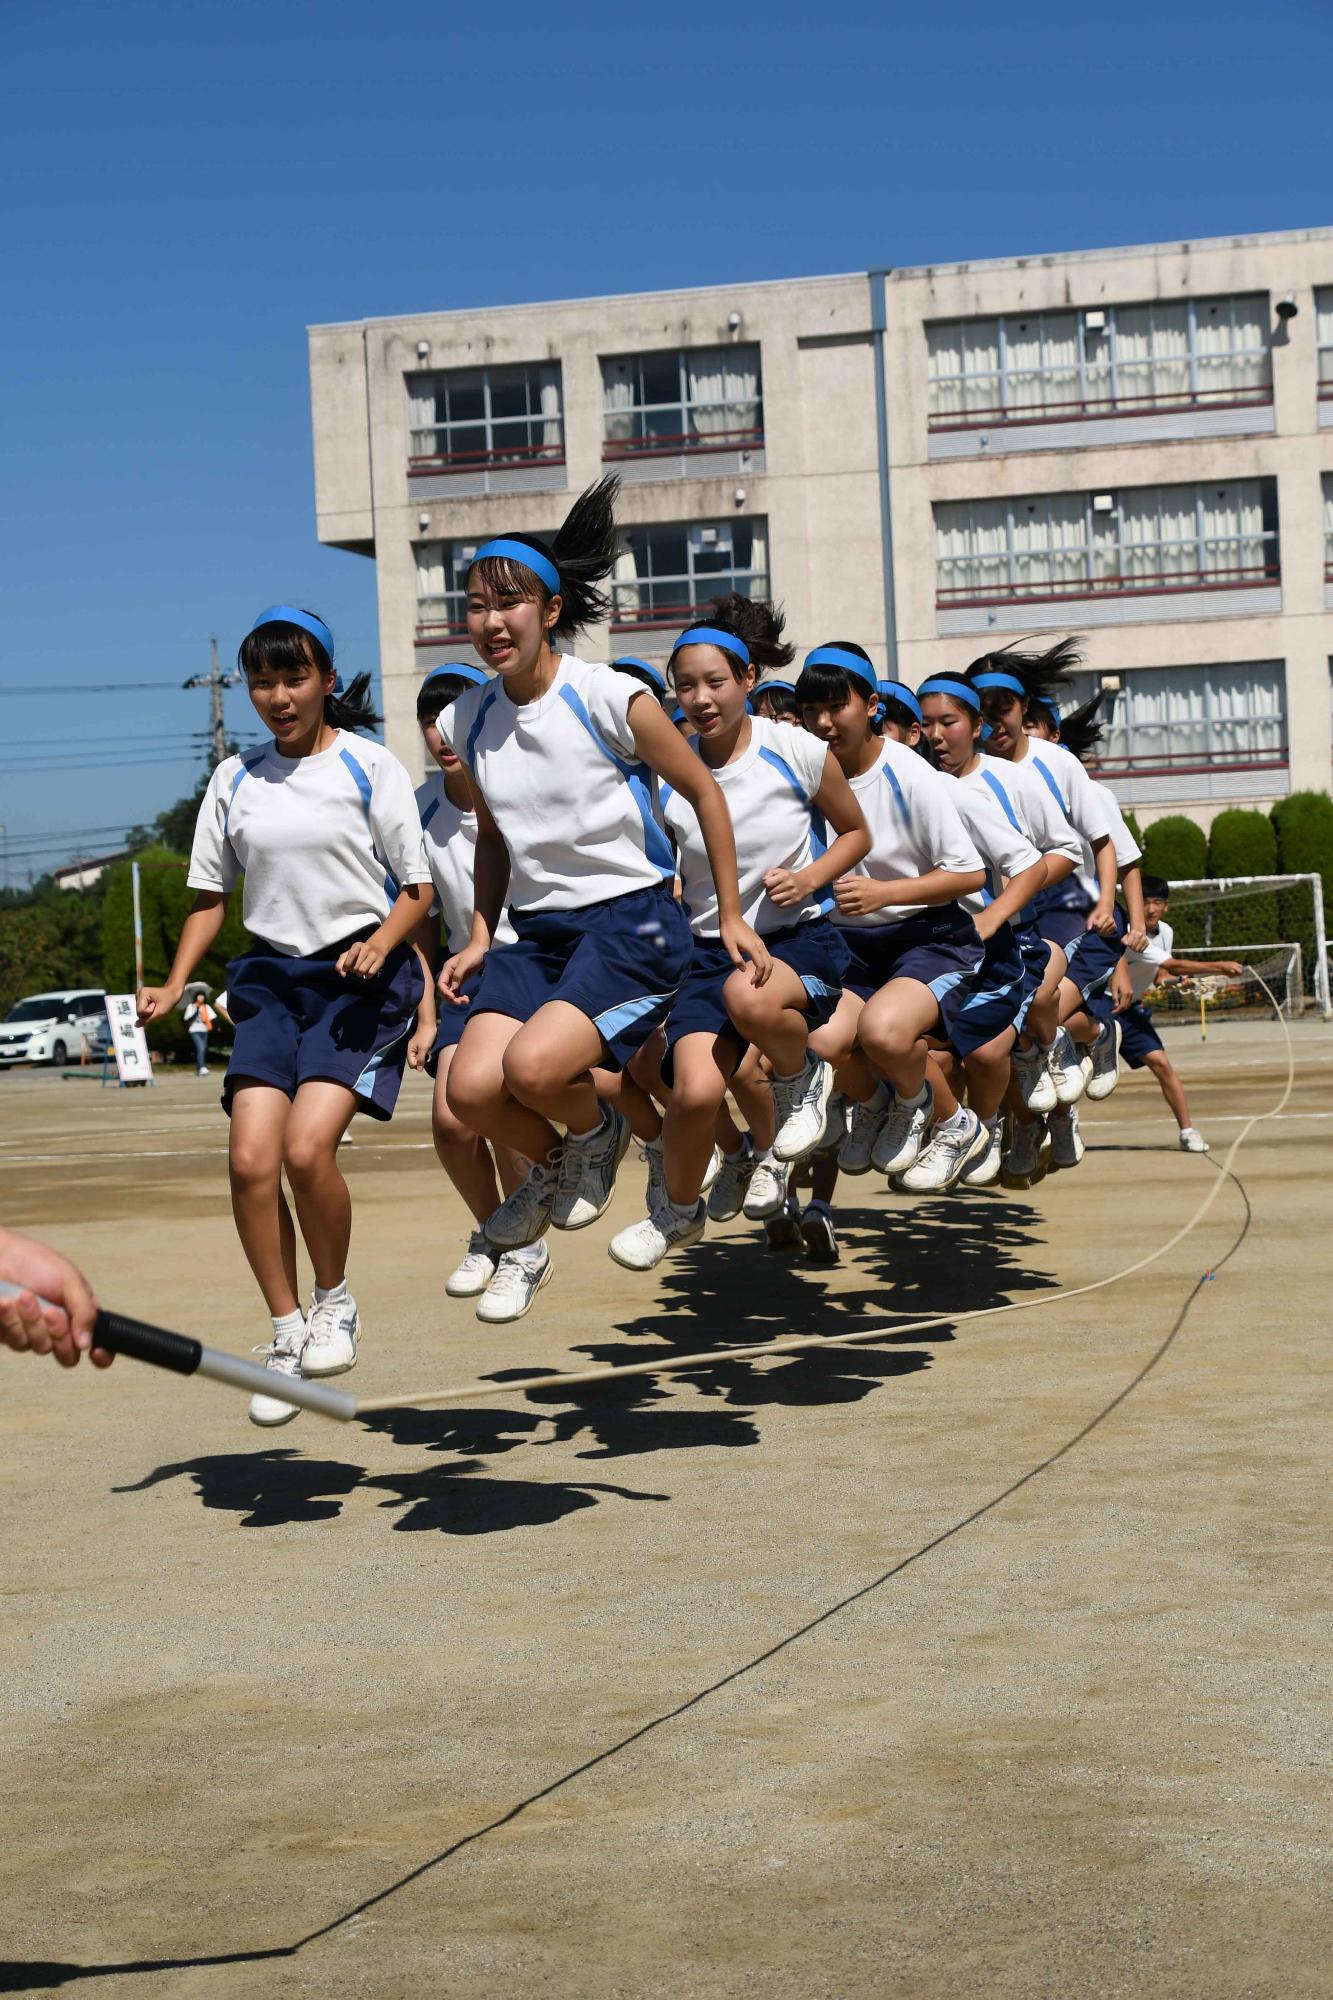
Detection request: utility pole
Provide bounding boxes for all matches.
[183,638,241,765]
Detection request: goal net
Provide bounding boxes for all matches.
[1142,873,1331,1023]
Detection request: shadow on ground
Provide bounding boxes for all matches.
[111,1197,1054,1535]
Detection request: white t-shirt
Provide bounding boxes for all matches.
[659,715,830,938]
[1073,779,1142,902]
[444,654,673,913]
[1016,737,1115,846]
[187,732,431,958]
[958,759,1083,874]
[1127,918,1174,1001]
[415,774,517,949]
[945,773,1043,916]
[838,739,982,930]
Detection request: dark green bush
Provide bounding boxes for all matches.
[1271,792,1333,989]
[1205,810,1279,947]
[1141,816,1208,946]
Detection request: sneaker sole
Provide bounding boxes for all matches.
[551,1116,632,1231]
[475,1258,554,1323]
[744,1188,787,1221]
[901,1118,992,1193]
[248,1395,302,1427]
[302,1345,359,1380]
[445,1272,497,1298]
[764,1220,805,1251]
[484,1205,554,1251]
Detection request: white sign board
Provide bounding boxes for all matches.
[104,994,152,1085]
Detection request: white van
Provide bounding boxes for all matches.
[0,989,109,1069]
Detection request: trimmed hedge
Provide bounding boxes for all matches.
[1140,816,1208,947]
[1271,792,1333,986]
[1206,809,1278,947]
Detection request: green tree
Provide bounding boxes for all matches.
[1206,809,1278,947]
[0,879,108,1023]
[1271,792,1333,990]
[101,847,249,1060]
[1141,815,1208,947]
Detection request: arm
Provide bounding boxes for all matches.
[1162,954,1244,978]
[765,750,870,910]
[1110,959,1135,1014]
[1086,835,1120,936]
[440,783,511,1000]
[406,915,440,1072]
[137,892,228,1022]
[833,864,986,919]
[0,1228,110,1368]
[337,882,433,980]
[1118,862,1147,953]
[972,858,1047,941]
[630,697,770,981]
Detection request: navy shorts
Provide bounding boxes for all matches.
[837,905,983,1004]
[662,917,849,1072]
[1064,905,1128,1013]
[1117,1001,1165,1068]
[466,884,693,1069]
[223,933,424,1122]
[941,919,1039,1058]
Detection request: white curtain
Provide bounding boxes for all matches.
[539,365,562,449]
[415,543,446,624]
[1208,295,1270,395]
[1318,290,1333,384]
[1040,313,1079,412]
[685,345,760,438]
[602,361,636,443]
[409,376,439,456]
[1121,485,1196,581]
[926,323,964,417]
[961,320,999,414]
[613,537,641,618]
[747,522,768,588]
[1202,479,1264,575]
[935,498,1007,596]
[1323,475,1333,565]
[1011,493,1086,591]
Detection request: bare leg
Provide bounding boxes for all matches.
[432,1048,503,1225]
[1145,1048,1192,1130]
[501,1000,607,1136]
[282,1080,360,1290]
[857,978,958,1113]
[664,1033,736,1205]
[593,1062,662,1143]
[228,1084,301,1317]
[730,1043,776,1151]
[723,960,813,1077]
[1022,942,1066,1049]
[961,1027,1016,1123]
[810,1151,839,1203]
[447,1011,563,1165]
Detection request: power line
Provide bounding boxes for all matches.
[0,680,204,696]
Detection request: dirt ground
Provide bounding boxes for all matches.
[1,1018,1330,1999]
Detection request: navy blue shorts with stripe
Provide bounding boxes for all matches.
[1063,905,1128,1019]
[465,884,693,1069]
[1117,1001,1165,1067]
[222,933,424,1122]
[424,970,482,1076]
[662,917,849,1072]
[940,918,1041,1057]
[837,905,983,1003]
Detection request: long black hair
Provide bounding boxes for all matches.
[1051,688,1107,763]
[237,616,380,732]
[964,634,1083,719]
[671,592,795,684]
[466,476,621,641]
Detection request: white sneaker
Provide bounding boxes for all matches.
[302,1290,359,1377]
[871,1085,933,1177]
[1013,1043,1054,1114]
[248,1322,306,1427]
[1179,1126,1209,1154]
[800,1202,839,1263]
[816,1091,848,1156]
[1048,1106,1085,1171]
[475,1245,553,1322]
[608,1198,706,1271]
[744,1149,789,1219]
[771,1056,833,1163]
[897,1112,990,1193]
[700,1145,723,1195]
[446,1230,499,1298]
[640,1137,667,1217]
[484,1154,561,1250]
[764,1195,805,1251]
[707,1138,755,1221]
[960,1120,1002,1187]
[838,1083,890,1175]
[552,1108,630,1230]
[1046,1030,1088,1107]
[1083,1023,1120,1100]
[1000,1116,1045,1190]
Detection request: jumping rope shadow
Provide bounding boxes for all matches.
[109,1198,1056,1532]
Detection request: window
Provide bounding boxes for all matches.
[934,480,1279,607]
[1057,663,1287,776]
[1324,475,1333,577]
[926,296,1272,430]
[408,363,563,469]
[415,533,553,639]
[1320,292,1333,397]
[611,518,769,630]
[602,345,763,458]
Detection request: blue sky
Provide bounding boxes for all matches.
[2,0,1329,881]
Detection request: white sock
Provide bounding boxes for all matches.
[938,1107,972,1135]
[665,1196,698,1222]
[896,1082,930,1110]
[271,1308,304,1341]
[512,1240,549,1271]
[568,1103,610,1145]
[721,1135,752,1161]
[313,1279,347,1306]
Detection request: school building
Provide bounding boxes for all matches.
[307,224,1333,827]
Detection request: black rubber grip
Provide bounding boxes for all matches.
[94,1309,203,1376]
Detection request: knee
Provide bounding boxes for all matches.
[282,1127,332,1184]
[433,1095,477,1149]
[859,1011,910,1062]
[723,971,770,1031]
[228,1137,277,1194]
[445,1056,492,1127]
[500,1036,553,1107]
[671,1071,725,1122]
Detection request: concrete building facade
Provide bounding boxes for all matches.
[309,226,1333,825]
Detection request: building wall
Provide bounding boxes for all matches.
[309,228,1333,820]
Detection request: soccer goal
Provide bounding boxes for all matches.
[1147,873,1331,1022]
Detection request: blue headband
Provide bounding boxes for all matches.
[612,655,668,693]
[470,538,561,596]
[971,671,1028,698]
[1036,695,1061,722]
[421,663,488,693]
[250,605,334,663]
[671,704,686,723]
[672,624,752,667]
[756,674,798,696]
[917,675,982,713]
[875,679,924,724]
[803,646,879,697]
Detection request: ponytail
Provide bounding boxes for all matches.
[238,613,381,735]
[467,475,621,641]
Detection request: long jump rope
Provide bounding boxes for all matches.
[1,978,1297,1424]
